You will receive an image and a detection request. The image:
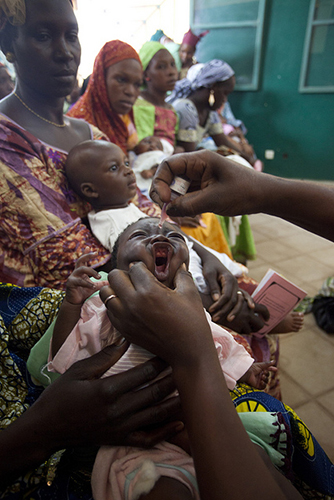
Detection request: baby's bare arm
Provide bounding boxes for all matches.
[52,252,108,357]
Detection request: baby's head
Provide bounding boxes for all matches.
[65,140,137,210]
[134,136,163,155]
[112,217,189,289]
[179,43,195,67]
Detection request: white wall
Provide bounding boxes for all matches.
[75,0,190,79]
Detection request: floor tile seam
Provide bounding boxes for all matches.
[279,369,313,402]
[281,375,334,401]
[293,396,334,423]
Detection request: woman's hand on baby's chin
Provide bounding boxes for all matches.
[100,262,215,368]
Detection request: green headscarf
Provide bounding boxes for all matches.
[139,41,166,71]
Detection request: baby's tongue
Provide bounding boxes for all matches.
[154,246,170,281]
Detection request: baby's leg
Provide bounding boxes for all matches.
[92,443,198,500]
[140,476,193,499]
[270,311,304,334]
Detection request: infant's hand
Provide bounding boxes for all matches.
[140,166,158,179]
[66,252,109,306]
[239,361,277,390]
[173,146,185,154]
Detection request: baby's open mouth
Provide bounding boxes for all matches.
[152,242,173,281]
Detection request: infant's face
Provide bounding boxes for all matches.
[179,44,195,66]
[136,136,163,154]
[117,218,189,288]
[93,143,137,208]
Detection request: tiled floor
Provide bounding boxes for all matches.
[247,213,334,462]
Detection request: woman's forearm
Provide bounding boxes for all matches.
[152,150,334,243]
[0,405,54,487]
[172,345,301,500]
[254,174,334,241]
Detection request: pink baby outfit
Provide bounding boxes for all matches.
[48,295,253,499]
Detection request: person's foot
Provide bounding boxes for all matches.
[270,311,304,334]
[253,159,263,171]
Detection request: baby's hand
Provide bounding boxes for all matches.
[140,166,158,179]
[238,361,277,390]
[66,252,109,306]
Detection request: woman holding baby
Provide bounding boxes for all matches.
[0,1,185,495]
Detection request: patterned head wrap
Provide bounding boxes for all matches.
[68,40,142,153]
[139,41,166,71]
[167,59,234,103]
[0,0,25,28]
[181,29,209,48]
[0,0,73,29]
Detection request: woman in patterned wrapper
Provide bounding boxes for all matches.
[0,0,112,288]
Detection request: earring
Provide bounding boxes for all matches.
[6,52,15,63]
[209,89,215,107]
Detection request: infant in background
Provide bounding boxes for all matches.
[131,136,173,198]
[65,139,140,253]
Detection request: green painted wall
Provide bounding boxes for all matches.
[197,0,334,180]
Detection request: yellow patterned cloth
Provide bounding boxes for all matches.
[231,384,334,499]
[0,283,64,497]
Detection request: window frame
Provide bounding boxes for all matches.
[299,0,334,93]
[190,0,267,91]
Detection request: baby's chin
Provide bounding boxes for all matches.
[128,260,186,289]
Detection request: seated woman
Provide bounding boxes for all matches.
[133,41,234,257]
[166,59,253,161]
[167,59,260,264]
[69,39,232,259]
[0,0,111,289]
[133,41,179,149]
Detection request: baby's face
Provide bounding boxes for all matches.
[117,218,189,288]
[93,143,137,208]
[136,136,163,154]
[179,43,195,66]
